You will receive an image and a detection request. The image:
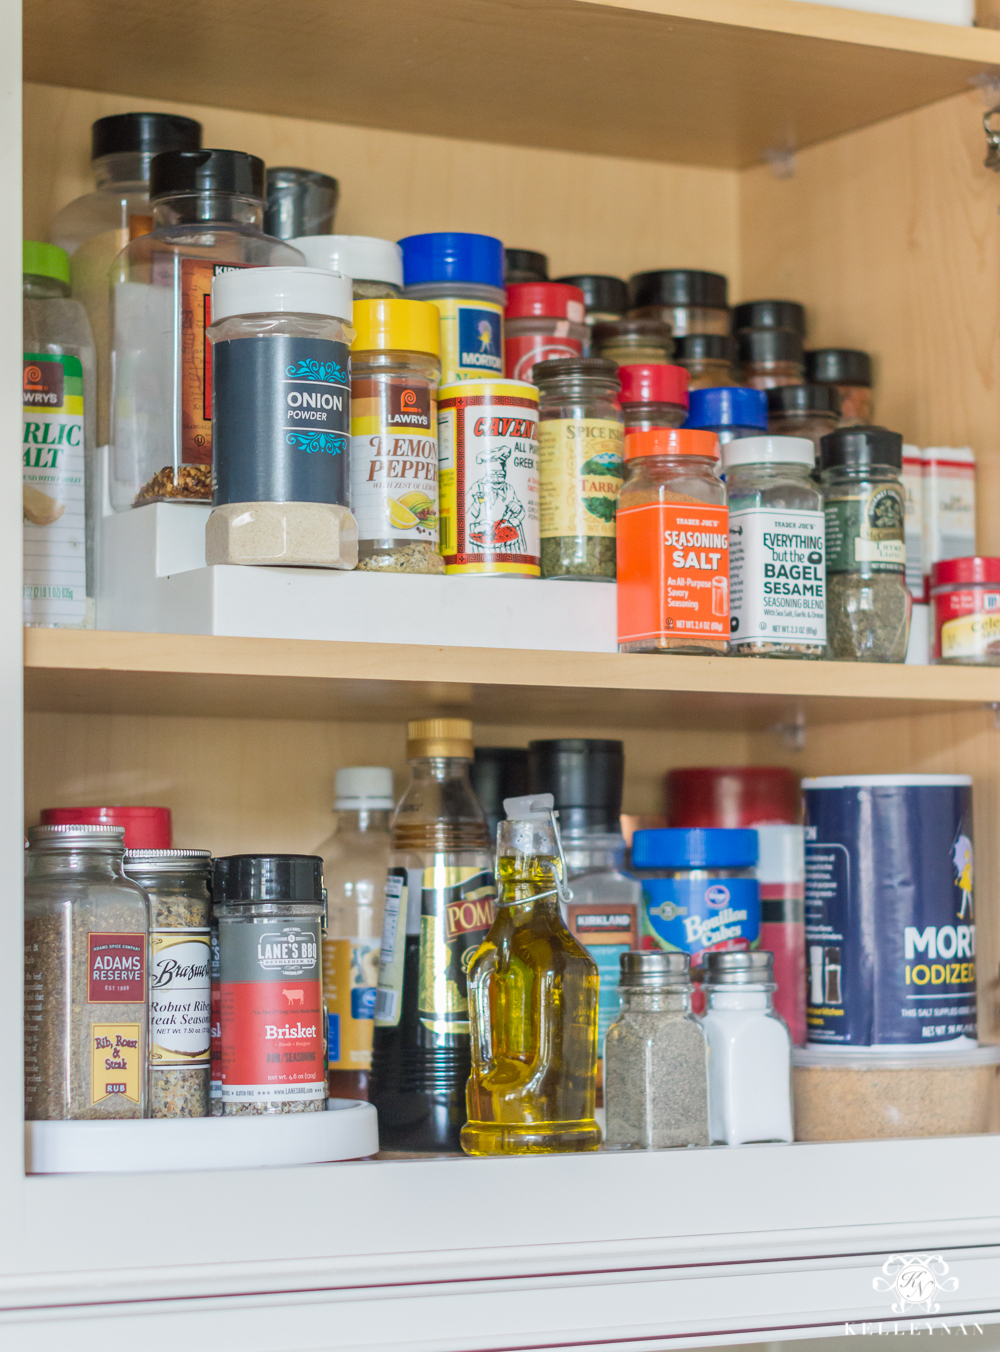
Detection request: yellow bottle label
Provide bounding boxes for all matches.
[91,1023,142,1105]
[538,418,624,539]
[430,296,504,385]
[941,612,1000,659]
[323,936,380,1070]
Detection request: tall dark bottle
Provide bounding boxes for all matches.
[370,719,496,1151]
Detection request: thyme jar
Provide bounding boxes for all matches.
[535,357,624,581]
[723,435,826,659]
[24,824,149,1120]
[215,855,327,1114]
[604,950,709,1149]
[124,848,212,1118]
[820,425,911,662]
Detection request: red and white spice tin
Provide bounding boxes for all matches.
[931,556,1000,665]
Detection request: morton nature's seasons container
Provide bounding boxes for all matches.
[803,775,977,1051]
[437,379,540,575]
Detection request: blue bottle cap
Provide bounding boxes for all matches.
[398,232,505,289]
[685,386,768,431]
[631,827,759,869]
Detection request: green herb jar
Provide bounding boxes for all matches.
[820,424,911,662]
[534,357,623,582]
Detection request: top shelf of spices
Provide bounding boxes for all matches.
[21,0,1000,168]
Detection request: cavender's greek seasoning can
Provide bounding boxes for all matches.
[438,379,540,576]
[214,855,327,1114]
[803,775,976,1050]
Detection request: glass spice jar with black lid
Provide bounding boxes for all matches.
[820,424,911,662]
[738,328,805,390]
[555,274,628,328]
[806,348,874,426]
[766,382,841,454]
[535,357,624,581]
[733,299,806,337]
[591,317,673,367]
[626,269,730,338]
[674,334,733,390]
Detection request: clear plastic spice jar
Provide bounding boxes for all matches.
[350,298,444,574]
[535,357,623,582]
[807,348,874,427]
[618,363,689,431]
[737,329,805,390]
[627,269,730,337]
[723,435,826,659]
[931,556,1000,665]
[124,848,212,1118]
[554,274,627,329]
[24,824,149,1121]
[604,950,709,1150]
[820,425,911,662]
[766,383,841,454]
[733,299,805,338]
[214,855,327,1115]
[504,282,588,382]
[292,235,403,300]
[674,334,733,390]
[685,386,768,452]
[616,428,729,655]
[591,318,673,367]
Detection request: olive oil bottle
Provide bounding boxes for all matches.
[370,719,496,1152]
[462,793,601,1155]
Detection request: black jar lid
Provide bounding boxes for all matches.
[264,167,339,240]
[150,149,265,202]
[675,333,732,362]
[766,382,841,417]
[92,112,202,161]
[819,424,902,471]
[733,299,805,336]
[531,356,620,386]
[627,269,728,311]
[505,248,549,283]
[213,854,324,903]
[590,317,673,345]
[737,328,804,365]
[527,738,624,833]
[554,274,628,315]
[806,348,873,386]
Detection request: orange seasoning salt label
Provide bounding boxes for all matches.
[617,501,730,643]
[176,259,250,464]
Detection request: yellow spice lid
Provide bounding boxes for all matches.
[407,717,473,760]
[352,298,441,358]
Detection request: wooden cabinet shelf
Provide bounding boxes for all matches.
[24,627,1000,729]
[23,0,1000,168]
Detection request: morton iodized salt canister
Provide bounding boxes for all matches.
[803,774,976,1050]
[437,379,540,576]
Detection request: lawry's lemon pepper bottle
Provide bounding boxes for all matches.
[370,719,496,1152]
[463,793,601,1156]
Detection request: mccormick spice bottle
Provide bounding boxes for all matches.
[554,274,628,330]
[766,383,841,454]
[206,266,356,568]
[400,232,505,385]
[591,318,674,367]
[534,357,623,582]
[674,334,733,390]
[627,269,730,338]
[737,329,805,390]
[618,363,689,431]
[732,299,805,339]
[503,282,588,382]
[931,556,1000,665]
[349,298,443,573]
[370,719,497,1152]
[214,855,327,1115]
[109,149,303,510]
[616,428,729,655]
[24,824,149,1120]
[806,348,874,427]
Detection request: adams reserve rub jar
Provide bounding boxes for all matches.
[24,824,149,1120]
[214,854,327,1114]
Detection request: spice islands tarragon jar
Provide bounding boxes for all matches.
[437,378,540,576]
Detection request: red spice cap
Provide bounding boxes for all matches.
[618,363,690,408]
[40,805,173,849]
[505,281,586,322]
[931,557,1000,588]
[665,767,800,827]
[624,427,718,460]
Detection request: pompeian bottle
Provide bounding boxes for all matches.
[462,793,601,1155]
[370,719,496,1152]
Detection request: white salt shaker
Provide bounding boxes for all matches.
[701,949,793,1145]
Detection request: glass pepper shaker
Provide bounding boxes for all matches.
[604,950,709,1149]
[701,950,793,1146]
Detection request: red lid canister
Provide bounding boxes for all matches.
[930,557,1000,589]
[40,805,173,848]
[618,362,690,409]
[505,282,586,322]
[665,767,800,827]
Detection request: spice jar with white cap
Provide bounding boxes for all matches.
[291,234,403,300]
[206,265,357,568]
[701,949,793,1146]
[723,434,826,659]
